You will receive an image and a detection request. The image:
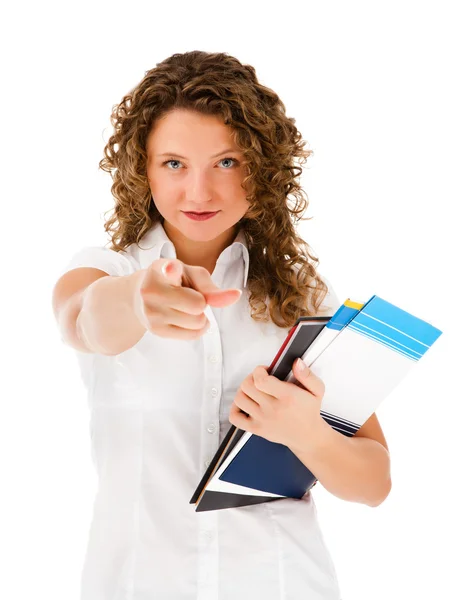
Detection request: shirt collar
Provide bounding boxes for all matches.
[136,220,250,288]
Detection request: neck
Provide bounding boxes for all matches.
[162,220,239,275]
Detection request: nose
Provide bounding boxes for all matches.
[184,169,214,205]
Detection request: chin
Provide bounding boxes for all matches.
[181,226,223,241]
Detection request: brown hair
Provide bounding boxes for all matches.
[99,50,331,327]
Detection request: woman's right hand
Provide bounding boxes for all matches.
[132,258,243,340]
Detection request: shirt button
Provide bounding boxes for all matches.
[209,355,219,363]
[204,459,211,468]
[202,530,213,541]
[211,388,218,397]
[207,423,216,434]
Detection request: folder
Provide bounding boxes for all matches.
[190,295,443,512]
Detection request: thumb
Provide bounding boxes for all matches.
[294,358,310,376]
[292,358,325,399]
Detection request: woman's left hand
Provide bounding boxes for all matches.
[229,358,328,452]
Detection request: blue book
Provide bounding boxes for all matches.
[190,295,443,512]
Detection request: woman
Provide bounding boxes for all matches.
[52,50,391,600]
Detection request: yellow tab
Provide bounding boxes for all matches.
[344,299,365,310]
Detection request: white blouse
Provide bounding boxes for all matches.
[61,221,342,600]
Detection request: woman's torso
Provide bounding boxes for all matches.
[64,222,342,600]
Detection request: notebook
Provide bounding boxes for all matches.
[190,295,443,512]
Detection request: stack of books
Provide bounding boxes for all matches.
[190,294,443,512]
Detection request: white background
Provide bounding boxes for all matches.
[2,1,449,598]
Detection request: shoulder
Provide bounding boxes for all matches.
[60,244,141,278]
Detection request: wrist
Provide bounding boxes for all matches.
[290,417,334,456]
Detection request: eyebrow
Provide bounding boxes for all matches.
[157,148,238,159]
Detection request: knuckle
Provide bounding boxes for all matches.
[182,288,206,314]
[281,392,294,405]
[190,328,204,340]
[193,299,207,315]
[146,310,164,331]
[188,299,203,315]
[197,313,208,327]
[193,265,210,277]
[140,281,159,300]
[140,288,155,303]
[251,420,261,433]
[247,375,255,389]
[147,320,161,335]
[148,322,163,336]
[236,389,245,401]
[193,287,208,306]
[254,375,266,389]
[272,401,283,415]
[145,305,159,321]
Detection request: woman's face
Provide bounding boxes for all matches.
[146,108,250,244]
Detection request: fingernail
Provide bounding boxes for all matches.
[296,358,306,371]
[161,260,170,276]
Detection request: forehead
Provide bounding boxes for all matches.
[146,109,237,151]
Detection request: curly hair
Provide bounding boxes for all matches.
[99,50,332,328]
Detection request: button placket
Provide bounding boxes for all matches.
[201,305,222,474]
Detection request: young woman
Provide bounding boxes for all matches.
[52,50,391,600]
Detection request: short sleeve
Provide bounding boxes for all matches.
[59,246,139,279]
[58,246,140,385]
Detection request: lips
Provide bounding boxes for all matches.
[183,210,219,221]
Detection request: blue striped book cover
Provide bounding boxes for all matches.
[190,296,443,512]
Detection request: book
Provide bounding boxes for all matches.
[190,295,443,512]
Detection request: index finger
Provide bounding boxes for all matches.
[161,259,242,301]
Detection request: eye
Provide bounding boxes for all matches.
[162,157,239,170]
[218,157,238,169]
[162,159,182,170]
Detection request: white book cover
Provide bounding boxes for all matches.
[191,295,443,511]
